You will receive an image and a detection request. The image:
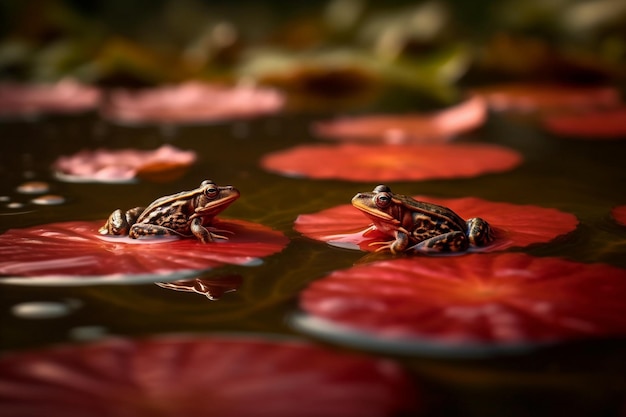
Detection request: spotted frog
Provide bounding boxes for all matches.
[99,180,239,243]
[352,185,493,253]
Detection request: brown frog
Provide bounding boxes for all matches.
[352,185,493,253]
[99,180,239,243]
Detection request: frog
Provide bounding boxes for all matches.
[99,180,239,243]
[351,185,493,254]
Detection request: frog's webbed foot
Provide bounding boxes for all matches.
[368,240,396,253]
[206,227,235,242]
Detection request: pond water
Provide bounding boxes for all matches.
[1,105,625,416]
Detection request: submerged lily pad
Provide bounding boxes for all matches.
[52,145,197,183]
[0,334,420,417]
[0,79,101,117]
[0,219,288,285]
[612,205,626,226]
[543,107,626,139]
[313,96,487,144]
[294,196,578,252]
[261,143,522,182]
[293,253,626,356]
[101,82,285,125]
[473,83,620,112]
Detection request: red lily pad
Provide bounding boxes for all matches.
[294,195,578,252]
[101,82,285,125]
[0,79,101,117]
[0,219,288,285]
[52,145,197,183]
[313,96,487,144]
[0,335,420,417]
[612,205,626,226]
[261,143,522,182]
[293,253,626,356]
[155,274,243,300]
[543,107,626,139]
[473,83,620,113]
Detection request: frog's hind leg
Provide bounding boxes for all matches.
[409,231,469,253]
[128,224,181,240]
[99,207,145,236]
[466,217,494,247]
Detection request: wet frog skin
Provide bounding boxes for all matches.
[352,185,493,254]
[99,180,239,243]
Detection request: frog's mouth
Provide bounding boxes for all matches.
[351,196,395,221]
[195,193,240,216]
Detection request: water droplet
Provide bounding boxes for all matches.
[11,301,78,319]
[17,181,50,194]
[69,325,108,341]
[31,194,65,205]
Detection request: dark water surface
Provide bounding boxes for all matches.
[1,108,626,416]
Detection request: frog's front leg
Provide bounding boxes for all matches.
[190,217,233,243]
[99,207,145,236]
[369,229,410,254]
[410,231,469,253]
[466,217,494,247]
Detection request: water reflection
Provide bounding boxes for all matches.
[156,274,243,300]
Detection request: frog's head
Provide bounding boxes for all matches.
[195,180,240,217]
[351,184,400,223]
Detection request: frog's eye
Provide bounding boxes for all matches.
[374,193,392,208]
[205,186,219,198]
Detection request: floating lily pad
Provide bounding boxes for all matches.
[294,196,578,252]
[543,107,626,139]
[52,145,197,183]
[293,253,626,357]
[0,219,288,285]
[473,83,620,112]
[0,79,101,117]
[101,82,285,125]
[0,334,420,417]
[612,205,626,226]
[261,143,522,182]
[313,96,487,144]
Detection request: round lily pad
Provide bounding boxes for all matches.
[543,107,626,139]
[293,253,626,356]
[261,143,522,182]
[473,83,620,112]
[0,219,288,285]
[313,95,487,144]
[0,335,420,417]
[0,79,101,117]
[612,205,626,226]
[52,145,197,183]
[101,82,285,125]
[294,195,578,252]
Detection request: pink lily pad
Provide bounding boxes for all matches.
[261,143,522,182]
[0,335,420,417]
[473,83,620,113]
[313,96,488,144]
[155,274,243,300]
[294,195,578,252]
[101,82,285,125]
[543,107,626,139]
[294,253,626,356]
[0,79,101,117]
[612,205,626,226]
[52,145,197,183]
[0,219,288,285]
